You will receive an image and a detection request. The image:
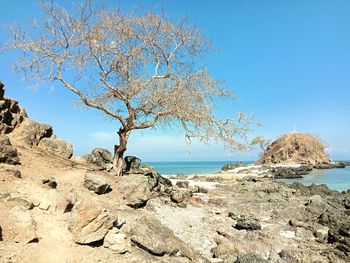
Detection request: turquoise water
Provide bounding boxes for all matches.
[278,166,350,192]
[146,161,251,175]
[146,161,350,192]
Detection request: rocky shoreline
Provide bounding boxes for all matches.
[220,162,350,179]
[1,82,350,262]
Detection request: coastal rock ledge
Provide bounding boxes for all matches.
[257,132,331,165]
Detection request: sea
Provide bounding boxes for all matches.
[146,161,350,192]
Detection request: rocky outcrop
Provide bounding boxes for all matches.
[119,173,157,208]
[221,162,246,171]
[0,135,20,165]
[42,177,57,189]
[8,206,38,244]
[11,118,53,146]
[38,137,73,158]
[272,166,312,179]
[233,218,261,231]
[288,183,350,259]
[257,132,331,165]
[68,200,116,245]
[124,156,141,172]
[117,209,203,261]
[103,229,131,254]
[119,167,175,208]
[0,82,27,134]
[83,148,113,171]
[84,173,111,195]
[0,82,74,159]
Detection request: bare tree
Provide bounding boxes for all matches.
[5,0,252,175]
[251,136,270,154]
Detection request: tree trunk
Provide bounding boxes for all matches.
[113,129,129,176]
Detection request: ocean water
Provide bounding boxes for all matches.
[146,161,350,192]
[146,161,251,175]
[278,166,350,192]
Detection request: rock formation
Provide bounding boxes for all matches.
[83,148,113,171]
[0,135,20,165]
[0,82,73,158]
[0,81,27,134]
[1,81,349,262]
[257,132,332,165]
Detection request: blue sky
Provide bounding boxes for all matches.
[1,0,349,161]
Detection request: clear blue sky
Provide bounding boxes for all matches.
[0,0,349,161]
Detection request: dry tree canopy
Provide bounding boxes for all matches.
[5,0,252,151]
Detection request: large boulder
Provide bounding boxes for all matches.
[103,228,131,253]
[68,200,116,244]
[83,148,113,171]
[124,156,141,172]
[257,132,332,165]
[272,166,312,179]
[84,173,111,195]
[0,82,27,134]
[117,209,202,261]
[119,174,156,208]
[38,137,73,158]
[11,118,52,146]
[119,170,173,208]
[0,135,20,165]
[8,206,38,243]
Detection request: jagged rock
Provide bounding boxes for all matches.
[42,177,57,189]
[221,162,246,171]
[124,156,141,172]
[211,242,240,259]
[197,186,209,194]
[171,191,184,203]
[38,137,73,158]
[0,192,35,210]
[117,209,202,261]
[55,192,77,213]
[233,218,261,231]
[84,173,111,195]
[176,180,189,189]
[103,228,131,253]
[257,132,331,165]
[8,206,38,243]
[0,225,2,241]
[307,195,328,209]
[235,253,268,263]
[278,249,294,261]
[119,174,156,208]
[68,200,116,244]
[83,148,113,171]
[0,135,20,165]
[314,226,329,241]
[11,119,52,146]
[0,82,27,134]
[0,81,4,99]
[0,164,22,178]
[272,166,312,179]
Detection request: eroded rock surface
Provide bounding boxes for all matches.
[38,137,73,158]
[0,82,27,134]
[84,173,111,195]
[11,118,53,146]
[117,209,203,261]
[257,132,331,165]
[83,148,113,171]
[0,135,20,165]
[68,200,116,244]
[8,206,38,244]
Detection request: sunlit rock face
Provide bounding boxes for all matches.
[257,132,331,165]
